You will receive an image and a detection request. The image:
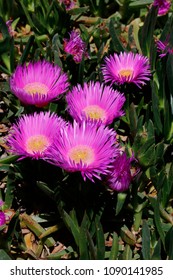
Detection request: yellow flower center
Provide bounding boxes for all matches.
[83,105,106,121]
[24,82,48,95]
[118,69,133,78]
[68,145,94,164]
[26,135,49,154]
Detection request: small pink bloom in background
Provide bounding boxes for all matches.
[66,81,126,125]
[153,0,171,16]
[156,37,173,57]
[0,199,4,208]
[0,211,6,226]
[63,30,89,63]
[0,200,5,227]
[47,120,119,182]
[10,60,69,107]
[6,20,15,36]
[59,0,77,10]
[7,111,66,160]
[107,152,135,192]
[102,52,151,88]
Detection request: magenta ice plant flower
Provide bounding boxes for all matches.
[156,37,173,57]
[10,60,69,107]
[107,152,135,192]
[66,81,125,125]
[102,52,151,88]
[7,111,66,160]
[0,199,5,227]
[0,199,4,208]
[0,211,6,226]
[59,0,77,10]
[63,30,89,63]
[6,20,15,36]
[153,0,171,16]
[47,120,119,182]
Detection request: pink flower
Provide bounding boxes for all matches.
[0,199,4,208]
[6,20,15,36]
[156,37,173,57]
[66,81,125,125]
[0,200,5,227]
[0,211,6,226]
[107,152,135,192]
[153,0,171,16]
[7,111,66,160]
[102,52,151,88]
[63,30,89,63]
[47,120,119,182]
[59,0,77,10]
[10,60,69,107]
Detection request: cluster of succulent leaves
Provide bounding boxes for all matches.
[0,0,173,260]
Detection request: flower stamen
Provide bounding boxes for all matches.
[68,145,94,164]
[118,69,133,78]
[24,82,48,96]
[26,135,49,154]
[83,105,106,120]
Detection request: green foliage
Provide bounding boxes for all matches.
[0,249,12,260]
